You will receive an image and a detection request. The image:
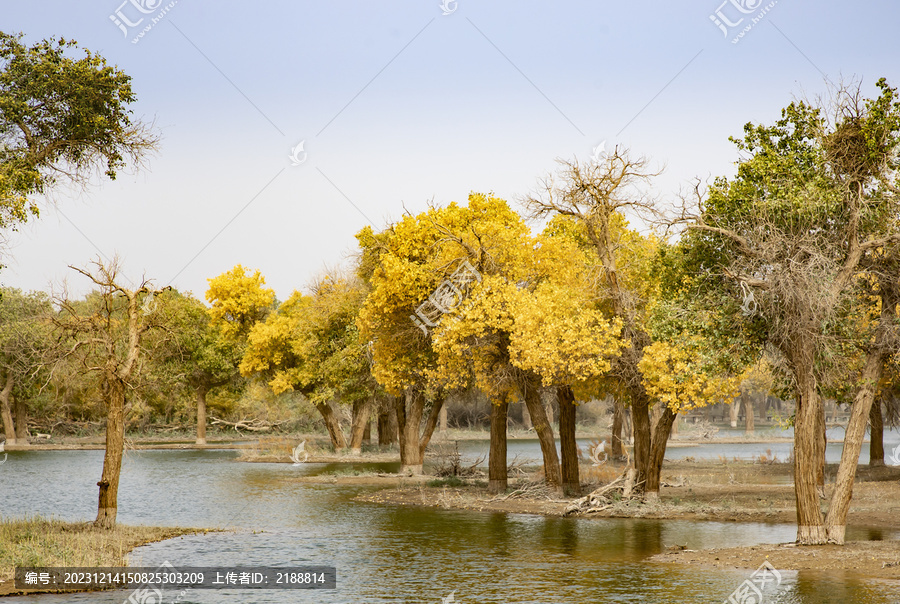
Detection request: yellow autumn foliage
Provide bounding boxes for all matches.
[638,338,740,413]
[206,264,275,340]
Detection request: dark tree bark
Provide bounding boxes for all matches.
[362,417,372,444]
[557,386,581,497]
[631,389,652,487]
[523,377,562,492]
[488,401,508,495]
[869,399,885,467]
[13,394,28,443]
[645,406,677,499]
[377,408,394,446]
[95,369,126,529]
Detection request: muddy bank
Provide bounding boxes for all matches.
[651,540,900,580]
[347,460,900,580]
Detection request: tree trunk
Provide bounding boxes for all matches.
[743,388,755,434]
[794,363,827,544]
[13,394,28,443]
[631,389,652,487]
[544,398,554,425]
[0,372,16,446]
[362,417,372,444]
[557,386,581,497]
[869,399,884,467]
[348,398,373,455]
[396,389,425,474]
[439,405,448,433]
[522,404,532,430]
[316,401,347,451]
[611,399,626,458]
[671,413,679,437]
[377,409,394,446]
[645,406,676,500]
[824,284,896,545]
[523,378,562,492]
[729,397,740,428]
[825,351,885,544]
[95,374,126,529]
[488,400,508,495]
[417,396,444,460]
[196,386,208,445]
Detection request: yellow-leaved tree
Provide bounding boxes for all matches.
[240,274,377,452]
[359,193,623,490]
[206,265,275,343]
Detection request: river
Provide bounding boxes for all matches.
[1,448,899,603]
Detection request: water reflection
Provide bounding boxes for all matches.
[1,450,898,602]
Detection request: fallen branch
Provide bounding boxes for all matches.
[209,416,288,433]
[564,467,642,516]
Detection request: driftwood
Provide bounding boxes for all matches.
[209,416,288,433]
[564,467,641,516]
[488,480,555,502]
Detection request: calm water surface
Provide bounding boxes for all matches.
[1,448,898,603]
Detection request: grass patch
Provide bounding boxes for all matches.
[427,476,466,488]
[0,517,209,592]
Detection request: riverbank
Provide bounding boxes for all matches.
[346,460,900,580]
[0,518,213,597]
[1,424,800,452]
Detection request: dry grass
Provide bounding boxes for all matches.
[581,463,623,485]
[237,435,313,461]
[0,517,208,592]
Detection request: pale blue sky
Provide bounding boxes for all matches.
[2,1,898,301]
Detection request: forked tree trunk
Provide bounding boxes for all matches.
[348,398,373,455]
[557,386,581,497]
[869,399,884,467]
[196,386,208,445]
[488,401,508,495]
[611,399,626,458]
[316,401,347,451]
[744,389,755,434]
[395,390,444,474]
[1,373,16,446]
[523,379,562,492]
[644,406,676,500]
[95,374,126,529]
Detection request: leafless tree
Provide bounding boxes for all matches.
[54,257,166,529]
